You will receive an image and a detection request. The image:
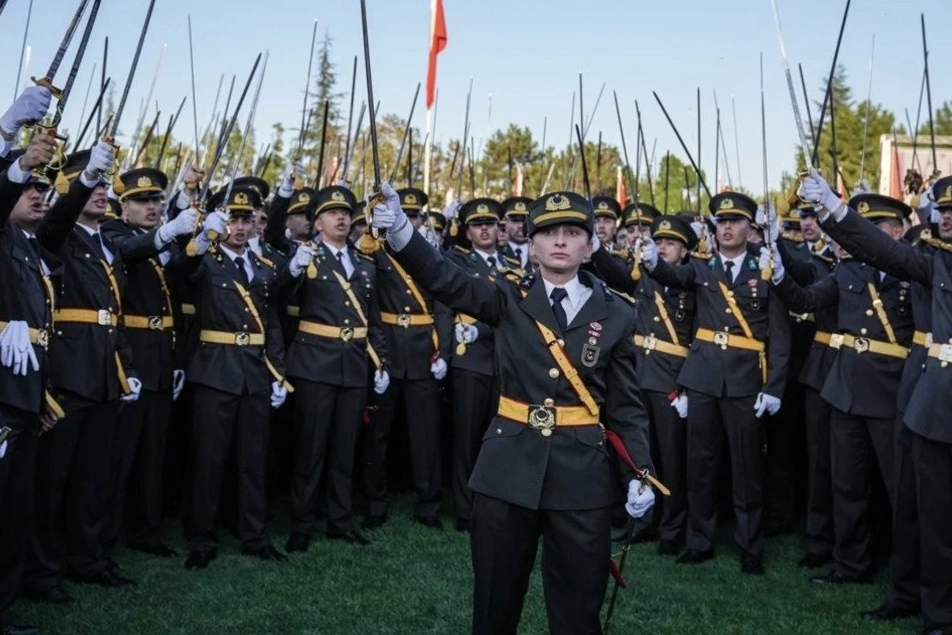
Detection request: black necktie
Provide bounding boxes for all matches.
[724,260,735,283]
[235,257,250,286]
[89,232,106,260]
[28,236,43,264]
[550,287,568,332]
[487,256,496,270]
[514,247,523,266]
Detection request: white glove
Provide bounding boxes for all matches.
[640,238,658,269]
[625,478,656,518]
[797,169,844,220]
[270,381,288,408]
[670,393,688,419]
[373,369,390,395]
[758,246,785,284]
[442,198,463,222]
[172,369,186,401]
[454,322,478,344]
[372,182,408,232]
[0,321,39,376]
[85,141,115,178]
[288,243,315,278]
[1,85,52,135]
[689,221,705,239]
[203,210,229,236]
[851,179,872,196]
[121,377,142,403]
[278,159,303,197]
[753,392,782,418]
[0,440,6,459]
[430,357,447,380]
[157,206,199,243]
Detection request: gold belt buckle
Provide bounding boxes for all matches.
[36,329,50,348]
[938,344,952,364]
[235,332,251,346]
[527,404,556,436]
[853,337,870,353]
[396,314,411,328]
[339,327,354,342]
[642,334,658,352]
[713,331,729,348]
[97,309,112,326]
[148,316,163,330]
[829,333,845,349]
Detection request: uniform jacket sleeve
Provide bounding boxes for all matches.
[646,257,698,290]
[590,246,639,294]
[35,178,94,253]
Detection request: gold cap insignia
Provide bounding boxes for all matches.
[300,192,312,204]
[659,220,672,231]
[597,201,609,210]
[545,194,571,211]
[137,176,153,188]
[858,201,870,214]
[405,193,418,206]
[477,203,489,214]
[719,198,734,210]
[234,192,249,206]
[514,202,527,211]
[330,191,343,202]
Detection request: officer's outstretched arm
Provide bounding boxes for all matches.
[821,208,932,286]
[645,256,696,291]
[589,245,639,294]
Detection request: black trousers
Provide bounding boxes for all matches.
[470,493,611,635]
[803,386,834,557]
[106,388,172,548]
[829,409,894,577]
[362,377,442,518]
[188,385,271,552]
[290,379,367,536]
[25,392,118,591]
[643,389,688,545]
[765,379,805,532]
[0,406,38,621]
[451,370,498,522]
[913,433,952,629]
[887,420,920,608]
[685,390,765,558]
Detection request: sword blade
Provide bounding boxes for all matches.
[769,0,814,171]
[45,0,91,79]
[109,0,157,139]
[360,0,381,186]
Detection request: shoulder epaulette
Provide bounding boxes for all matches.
[611,248,631,259]
[355,251,374,262]
[502,255,520,268]
[256,254,275,269]
[691,251,713,260]
[518,273,536,290]
[453,245,470,255]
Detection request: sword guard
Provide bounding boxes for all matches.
[31,76,63,99]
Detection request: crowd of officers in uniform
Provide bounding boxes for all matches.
[0,83,951,635]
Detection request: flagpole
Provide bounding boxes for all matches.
[423,104,433,198]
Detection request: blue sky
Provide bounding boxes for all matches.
[1,0,949,194]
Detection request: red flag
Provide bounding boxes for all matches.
[616,165,627,207]
[426,0,447,109]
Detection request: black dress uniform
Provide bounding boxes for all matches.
[361,187,452,527]
[183,186,288,565]
[445,198,506,530]
[26,152,139,595]
[100,168,179,556]
[387,191,652,635]
[590,214,697,553]
[772,194,914,583]
[646,193,790,566]
[0,168,60,624]
[815,188,952,630]
[774,225,838,566]
[277,186,387,547]
[499,196,532,270]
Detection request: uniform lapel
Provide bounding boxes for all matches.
[731,252,757,289]
[519,277,563,334]
[565,278,608,332]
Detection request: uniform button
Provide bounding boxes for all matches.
[404,306,411,312]
[543,398,555,407]
[865,309,873,316]
[344,319,350,325]
[725,308,732,314]
[345,301,351,306]
[496,428,502,435]
[541,429,553,437]
[860,328,867,335]
[548,368,559,379]
[653,316,660,322]
[242,324,248,329]
[244,307,249,312]
[557,339,564,347]
[405,289,412,295]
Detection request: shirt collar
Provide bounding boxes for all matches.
[719,251,746,269]
[77,224,100,237]
[218,243,248,263]
[508,241,526,254]
[542,275,586,310]
[473,247,499,267]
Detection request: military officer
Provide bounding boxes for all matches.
[590,214,698,555]
[181,185,290,569]
[591,195,621,250]
[765,189,914,585]
[642,192,791,574]
[24,142,141,602]
[360,187,452,530]
[100,168,197,558]
[499,196,532,270]
[622,201,660,242]
[797,171,952,633]
[372,184,655,635]
[445,198,506,532]
[0,133,58,635]
[278,185,389,552]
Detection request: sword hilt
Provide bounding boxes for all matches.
[32,76,64,99]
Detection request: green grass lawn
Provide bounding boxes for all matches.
[12,494,920,635]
